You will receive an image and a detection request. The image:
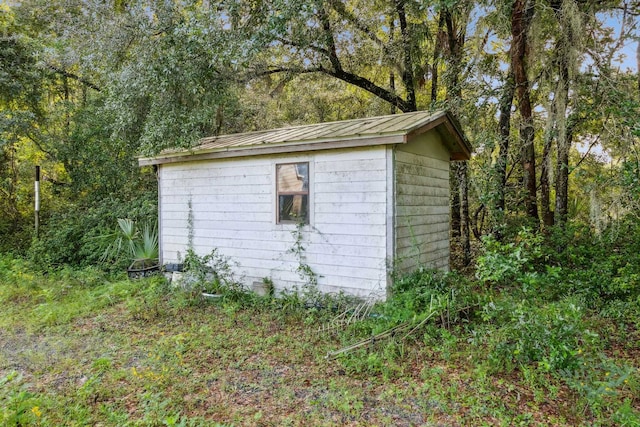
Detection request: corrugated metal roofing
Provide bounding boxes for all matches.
[139,110,471,166]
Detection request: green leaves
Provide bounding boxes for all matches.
[475,228,543,286]
[101,218,159,267]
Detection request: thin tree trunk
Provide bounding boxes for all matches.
[511,0,538,223]
[551,0,581,228]
[451,166,461,237]
[555,128,571,225]
[389,17,397,115]
[458,162,471,265]
[540,95,557,228]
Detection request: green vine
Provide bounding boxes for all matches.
[288,222,318,288]
[187,196,194,251]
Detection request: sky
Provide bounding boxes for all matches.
[602,12,638,73]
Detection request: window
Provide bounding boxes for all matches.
[276,162,309,224]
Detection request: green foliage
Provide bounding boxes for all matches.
[479,297,597,373]
[475,228,543,286]
[101,218,159,267]
[180,248,245,298]
[27,194,157,269]
[542,221,640,304]
[99,2,243,155]
[0,372,43,426]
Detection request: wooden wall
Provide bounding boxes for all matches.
[394,131,451,274]
[158,145,390,298]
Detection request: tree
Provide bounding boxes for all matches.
[511,0,538,223]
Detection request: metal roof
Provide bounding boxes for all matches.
[139,110,471,166]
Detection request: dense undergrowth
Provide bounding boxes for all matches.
[1,223,639,426]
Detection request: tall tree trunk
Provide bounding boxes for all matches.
[511,0,539,223]
[394,0,417,112]
[552,0,579,227]
[554,69,571,226]
[431,12,446,104]
[443,7,470,260]
[389,17,396,115]
[495,70,515,217]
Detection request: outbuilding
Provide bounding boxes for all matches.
[139,110,471,299]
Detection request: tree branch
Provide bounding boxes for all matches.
[317,4,343,72]
[572,134,602,172]
[323,67,415,112]
[245,66,324,81]
[251,65,414,112]
[45,64,101,92]
[328,0,400,70]
[274,37,331,57]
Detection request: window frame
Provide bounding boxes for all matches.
[275,161,310,225]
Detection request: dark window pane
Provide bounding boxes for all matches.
[278,194,308,223]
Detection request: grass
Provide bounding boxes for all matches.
[0,258,639,426]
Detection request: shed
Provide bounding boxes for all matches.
[139,110,471,299]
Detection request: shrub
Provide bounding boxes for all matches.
[479,297,599,373]
[543,220,640,304]
[27,195,156,270]
[475,227,543,287]
[383,268,477,329]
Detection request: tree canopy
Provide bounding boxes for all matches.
[1,0,639,262]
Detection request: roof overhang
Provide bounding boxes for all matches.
[139,134,406,166]
[138,110,472,166]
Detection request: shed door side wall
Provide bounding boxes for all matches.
[158,146,389,298]
[394,131,451,274]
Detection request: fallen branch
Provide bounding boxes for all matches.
[325,294,478,359]
[325,322,411,359]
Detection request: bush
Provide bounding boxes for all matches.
[27,195,157,270]
[543,221,640,304]
[385,268,476,327]
[476,227,543,287]
[479,297,599,373]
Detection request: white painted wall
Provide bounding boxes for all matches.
[394,131,451,274]
[159,145,390,298]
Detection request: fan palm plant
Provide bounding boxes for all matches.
[101,219,158,268]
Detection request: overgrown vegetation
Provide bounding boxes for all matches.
[1,0,639,425]
[2,218,639,425]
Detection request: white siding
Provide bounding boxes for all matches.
[159,146,389,298]
[394,132,451,274]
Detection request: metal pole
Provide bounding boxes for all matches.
[35,165,40,238]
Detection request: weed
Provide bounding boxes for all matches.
[0,372,42,426]
[1,246,639,425]
[181,248,246,299]
[479,297,597,373]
